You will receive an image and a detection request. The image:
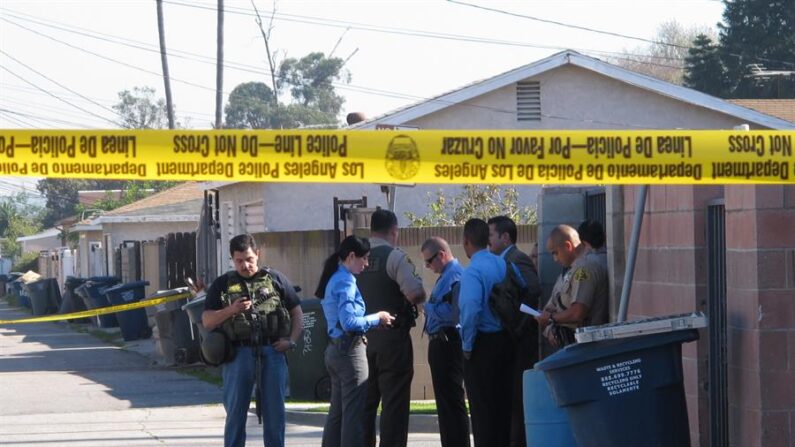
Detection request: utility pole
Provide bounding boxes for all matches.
[215,0,224,129]
[156,0,175,129]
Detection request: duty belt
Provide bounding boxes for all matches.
[234,337,280,347]
[428,327,459,342]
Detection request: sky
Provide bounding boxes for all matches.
[0,0,725,196]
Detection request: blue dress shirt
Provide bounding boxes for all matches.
[424,258,464,335]
[322,265,380,339]
[458,249,506,352]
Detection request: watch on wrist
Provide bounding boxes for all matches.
[288,340,297,350]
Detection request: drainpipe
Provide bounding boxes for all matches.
[617,185,648,322]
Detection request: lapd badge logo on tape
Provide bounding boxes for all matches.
[385,135,420,180]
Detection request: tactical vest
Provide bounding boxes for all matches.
[356,244,416,330]
[220,269,291,342]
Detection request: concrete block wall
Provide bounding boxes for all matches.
[620,185,722,446]
[725,185,795,447]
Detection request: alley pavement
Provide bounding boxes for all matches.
[0,300,442,446]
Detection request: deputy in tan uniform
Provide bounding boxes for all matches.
[357,208,426,447]
[536,225,608,349]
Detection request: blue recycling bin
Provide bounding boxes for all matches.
[102,281,152,341]
[535,330,699,447]
[523,369,576,447]
[75,277,120,328]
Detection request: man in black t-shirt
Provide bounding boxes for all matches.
[203,234,303,447]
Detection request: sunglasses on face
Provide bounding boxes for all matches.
[424,252,440,266]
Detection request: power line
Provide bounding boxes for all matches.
[0,49,121,118]
[148,1,688,63]
[0,17,219,94]
[447,0,690,49]
[0,108,99,129]
[0,65,118,126]
[446,0,795,68]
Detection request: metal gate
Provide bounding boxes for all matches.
[165,232,196,289]
[585,188,606,228]
[707,200,728,447]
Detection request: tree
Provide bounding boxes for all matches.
[225,52,349,129]
[224,82,277,129]
[38,87,179,226]
[719,0,795,98]
[613,20,714,85]
[404,185,537,227]
[684,34,728,97]
[113,87,170,129]
[0,194,42,260]
[277,52,348,115]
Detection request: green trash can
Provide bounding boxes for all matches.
[286,298,330,401]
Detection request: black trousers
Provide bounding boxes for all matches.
[464,330,514,447]
[363,330,413,447]
[510,328,539,447]
[428,328,471,447]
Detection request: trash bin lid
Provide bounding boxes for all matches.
[535,329,699,372]
[101,280,150,294]
[181,294,206,311]
[146,287,190,299]
[87,276,121,283]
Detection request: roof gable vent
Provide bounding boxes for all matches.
[517,81,541,121]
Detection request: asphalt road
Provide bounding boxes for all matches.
[0,300,441,446]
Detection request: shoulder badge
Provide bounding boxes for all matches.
[573,268,589,281]
[385,135,420,180]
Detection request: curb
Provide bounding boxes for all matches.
[285,410,440,434]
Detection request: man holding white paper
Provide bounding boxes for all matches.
[537,225,609,350]
[487,215,542,447]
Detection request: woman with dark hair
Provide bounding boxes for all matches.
[316,235,394,447]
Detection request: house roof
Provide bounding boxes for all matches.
[95,182,203,224]
[354,50,795,130]
[16,228,61,242]
[727,99,795,124]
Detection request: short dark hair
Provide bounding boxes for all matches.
[487,215,518,244]
[463,218,489,249]
[577,219,606,249]
[370,208,398,233]
[229,234,257,256]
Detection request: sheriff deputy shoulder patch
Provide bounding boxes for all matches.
[573,268,589,281]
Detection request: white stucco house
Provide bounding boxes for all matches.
[16,228,62,254]
[71,183,203,277]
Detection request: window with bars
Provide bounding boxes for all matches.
[517,81,541,121]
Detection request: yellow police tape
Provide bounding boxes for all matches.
[0,129,793,184]
[0,292,193,325]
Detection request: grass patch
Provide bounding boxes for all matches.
[68,323,125,347]
[177,366,223,387]
[304,401,438,415]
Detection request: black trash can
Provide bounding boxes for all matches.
[60,276,90,323]
[75,277,121,328]
[535,329,699,447]
[286,298,330,401]
[25,278,61,316]
[181,294,208,341]
[102,281,152,341]
[147,288,199,365]
[0,274,8,298]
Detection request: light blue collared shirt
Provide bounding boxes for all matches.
[459,249,506,352]
[424,258,464,335]
[322,265,380,339]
